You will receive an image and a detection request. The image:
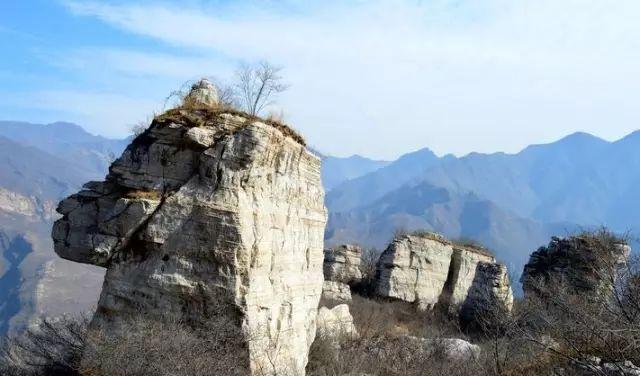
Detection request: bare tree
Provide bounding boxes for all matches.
[235,61,289,116]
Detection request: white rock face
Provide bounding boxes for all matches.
[403,336,481,361]
[323,244,362,285]
[52,107,327,375]
[322,281,352,302]
[375,234,454,311]
[374,233,513,318]
[316,304,357,343]
[184,78,219,107]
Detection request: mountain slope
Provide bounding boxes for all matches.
[326,147,441,211]
[0,135,106,334]
[419,131,640,231]
[0,121,129,176]
[326,181,569,274]
[321,154,389,191]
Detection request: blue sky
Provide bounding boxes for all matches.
[2,0,640,159]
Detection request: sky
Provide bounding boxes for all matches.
[1,0,640,160]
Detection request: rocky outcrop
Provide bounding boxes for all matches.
[322,281,352,302]
[316,304,357,343]
[401,336,481,361]
[323,244,362,284]
[459,262,513,325]
[52,83,327,375]
[521,234,631,296]
[321,244,362,302]
[374,233,513,317]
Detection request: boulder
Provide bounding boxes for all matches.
[323,244,363,285]
[52,100,327,375]
[316,304,357,343]
[322,280,352,302]
[183,78,219,107]
[375,234,453,311]
[374,233,513,317]
[374,335,481,362]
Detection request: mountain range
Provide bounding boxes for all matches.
[0,119,637,333]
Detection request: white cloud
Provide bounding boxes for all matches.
[54,0,640,158]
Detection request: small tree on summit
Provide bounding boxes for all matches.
[235,61,289,116]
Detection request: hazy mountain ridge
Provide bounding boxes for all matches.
[0,121,129,176]
[325,148,441,211]
[325,131,640,280]
[321,154,390,191]
[0,122,112,334]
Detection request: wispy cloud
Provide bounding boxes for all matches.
[41,1,640,157]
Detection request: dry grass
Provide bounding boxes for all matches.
[154,105,306,146]
[123,189,163,201]
[398,229,494,258]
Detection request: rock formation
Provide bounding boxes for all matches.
[322,280,352,302]
[400,336,481,361]
[374,233,513,317]
[52,81,327,375]
[323,244,362,284]
[321,244,362,302]
[316,304,357,344]
[521,233,631,296]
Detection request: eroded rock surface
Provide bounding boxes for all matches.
[52,97,327,375]
[374,233,513,317]
[321,244,362,302]
[316,304,357,344]
[323,244,362,284]
[322,280,352,302]
[521,234,631,296]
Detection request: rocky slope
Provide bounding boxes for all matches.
[53,87,327,375]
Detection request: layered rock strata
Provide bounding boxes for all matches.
[521,234,631,296]
[316,304,357,344]
[321,244,362,302]
[52,95,327,375]
[374,233,513,316]
[323,244,362,284]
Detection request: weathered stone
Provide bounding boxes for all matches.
[52,103,326,375]
[374,233,513,318]
[374,335,481,362]
[521,234,631,296]
[323,244,362,285]
[316,304,357,343]
[459,262,514,326]
[322,281,352,302]
[375,234,453,311]
[184,78,219,107]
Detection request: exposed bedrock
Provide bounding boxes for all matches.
[521,233,631,297]
[374,233,513,319]
[52,96,327,375]
[321,244,362,302]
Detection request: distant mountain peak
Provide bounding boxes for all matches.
[556,131,606,145]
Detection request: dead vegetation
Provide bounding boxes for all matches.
[3,230,639,376]
[0,314,249,376]
[154,62,304,146]
[394,229,494,257]
[123,189,162,201]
